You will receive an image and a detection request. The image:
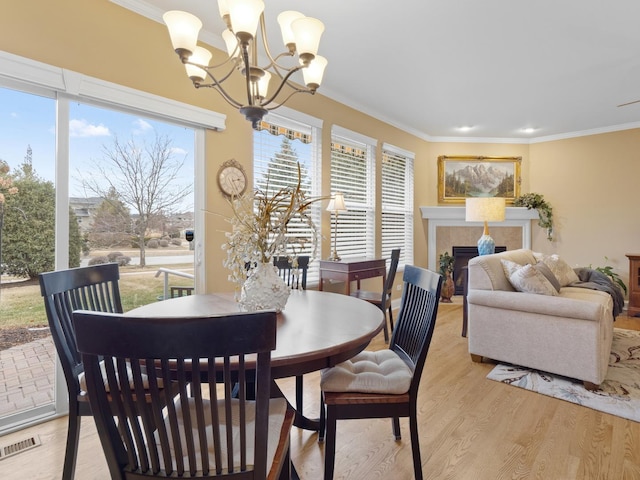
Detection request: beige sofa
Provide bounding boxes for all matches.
[467,249,614,388]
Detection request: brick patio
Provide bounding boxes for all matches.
[0,336,55,417]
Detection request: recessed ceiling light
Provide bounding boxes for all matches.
[521,127,536,134]
[456,125,474,132]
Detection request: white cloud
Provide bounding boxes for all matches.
[10,112,18,118]
[69,119,110,137]
[132,118,153,135]
[171,147,188,156]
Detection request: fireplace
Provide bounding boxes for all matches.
[452,246,506,295]
[419,206,539,273]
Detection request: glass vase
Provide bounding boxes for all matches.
[240,262,290,312]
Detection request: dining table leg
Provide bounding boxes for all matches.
[271,379,321,431]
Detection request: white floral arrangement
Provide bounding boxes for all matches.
[222,163,320,295]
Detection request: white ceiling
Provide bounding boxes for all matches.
[116,0,640,142]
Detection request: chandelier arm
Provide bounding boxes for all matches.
[203,62,239,87]
[265,89,313,112]
[187,52,237,71]
[257,15,290,70]
[257,53,299,79]
[197,83,244,109]
[198,66,244,108]
[260,66,308,106]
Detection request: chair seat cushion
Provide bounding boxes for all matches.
[158,397,288,473]
[321,349,413,394]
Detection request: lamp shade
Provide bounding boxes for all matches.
[184,46,212,82]
[277,11,305,47]
[291,17,324,58]
[227,0,264,38]
[302,55,327,90]
[465,197,506,222]
[327,192,347,212]
[163,10,202,54]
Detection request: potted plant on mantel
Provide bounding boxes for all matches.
[439,251,456,302]
[514,192,554,241]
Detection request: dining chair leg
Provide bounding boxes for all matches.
[388,306,394,332]
[323,406,338,480]
[382,312,389,343]
[63,410,81,480]
[409,410,424,480]
[318,392,326,442]
[295,375,304,413]
[392,416,401,440]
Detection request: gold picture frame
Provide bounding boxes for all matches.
[437,155,522,204]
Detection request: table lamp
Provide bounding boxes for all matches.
[327,192,347,261]
[465,197,506,255]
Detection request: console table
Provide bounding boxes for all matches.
[319,258,386,295]
[626,254,640,317]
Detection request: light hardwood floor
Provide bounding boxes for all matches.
[3,301,640,479]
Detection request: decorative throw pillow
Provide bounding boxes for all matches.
[533,253,579,287]
[532,262,561,292]
[501,258,522,279]
[501,259,559,296]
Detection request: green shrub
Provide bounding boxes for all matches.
[88,255,109,266]
[115,255,131,267]
[107,251,124,262]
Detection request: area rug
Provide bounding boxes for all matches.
[486,328,640,422]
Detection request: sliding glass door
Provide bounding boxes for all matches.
[0,85,198,433]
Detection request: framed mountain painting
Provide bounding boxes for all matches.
[437,155,522,204]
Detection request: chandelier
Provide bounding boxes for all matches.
[163,0,327,128]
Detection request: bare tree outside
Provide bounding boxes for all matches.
[79,134,193,267]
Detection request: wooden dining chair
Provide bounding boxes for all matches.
[273,255,309,290]
[273,256,310,416]
[319,265,443,480]
[39,262,124,480]
[72,309,295,480]
[350,248,401,342]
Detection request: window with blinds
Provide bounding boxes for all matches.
[253,113,322,283]
[381,145,414,269]
[330,129,376,259]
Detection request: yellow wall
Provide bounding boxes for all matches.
[2,0,638,294]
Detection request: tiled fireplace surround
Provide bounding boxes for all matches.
[420,206,540,273]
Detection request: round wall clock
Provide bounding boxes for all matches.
[217,159,247,198]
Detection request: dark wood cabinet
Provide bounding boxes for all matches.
[626,254,640,317]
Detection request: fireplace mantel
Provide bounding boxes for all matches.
[420,206,539,271]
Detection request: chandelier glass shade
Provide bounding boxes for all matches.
[163,0,327,128]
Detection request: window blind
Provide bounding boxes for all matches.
[330,132,375,259]
[381,145,414,268]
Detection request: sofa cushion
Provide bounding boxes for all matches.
[468,249,538,292]
[533,262,561,292]
[533,253,579,286]
[501,259,558,296]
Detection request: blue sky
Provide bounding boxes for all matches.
[0,86,195,209]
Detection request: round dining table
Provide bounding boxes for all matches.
[129,290,384,432]
[129,290,384,378]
